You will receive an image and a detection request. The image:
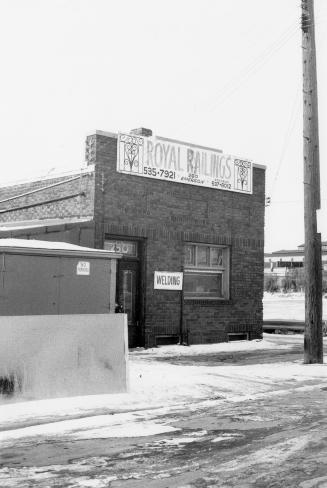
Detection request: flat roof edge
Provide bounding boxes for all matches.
[94,130,118,138]
[156,135,223,153]
[0,217,94,231]
[94,130,224,154]
[253,163,266,170]
[0,166,95,189]
[0,246,122,259]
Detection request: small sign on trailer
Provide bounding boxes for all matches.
[76,261,90,275]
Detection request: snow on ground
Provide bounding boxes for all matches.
[131,336,288,357]
[263,292,327,320]
[263,291,306,300]
[0,413,180,448]
[264,291,327,301]
[0,335,327,446]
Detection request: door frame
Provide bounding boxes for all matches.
[104,235,146,347]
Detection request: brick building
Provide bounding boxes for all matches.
[0,128,266,347]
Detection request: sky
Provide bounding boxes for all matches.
[0,0,326,252]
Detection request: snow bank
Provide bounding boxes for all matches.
[131,337,288,357]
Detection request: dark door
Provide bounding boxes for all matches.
[117,259,141,348]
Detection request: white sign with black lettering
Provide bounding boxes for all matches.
[77,261,90,276]
[117,133,253,194]
[154,271,183,290]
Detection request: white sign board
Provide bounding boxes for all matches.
[117,133,252,194]
[154,271,183,290]
[76,261,90,276]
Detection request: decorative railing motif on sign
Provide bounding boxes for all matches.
[117,133,253,194]
[121,134,144,174]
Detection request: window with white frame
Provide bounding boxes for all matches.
[183,243,230,299]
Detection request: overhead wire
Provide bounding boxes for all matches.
[203,19,300,113]
[268,88,302,199]
[180,18,301,135]
[266,11,327,210]
[185,15,327,125]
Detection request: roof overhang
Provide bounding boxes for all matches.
[0,238,122,260]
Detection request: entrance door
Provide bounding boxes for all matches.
[117,260,141,348]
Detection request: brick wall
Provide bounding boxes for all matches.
[0,171,95,223]
[0,221,95,248]
[89,132,265,346]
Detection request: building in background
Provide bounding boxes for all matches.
[264,243,327,291]
[0,128,266,347]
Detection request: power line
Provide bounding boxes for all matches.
[203,20,300,112]
[186,15,326,124]
[268,88,302,198]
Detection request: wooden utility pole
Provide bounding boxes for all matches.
[301,0,323,363]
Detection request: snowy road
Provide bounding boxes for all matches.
[1,335,327,487]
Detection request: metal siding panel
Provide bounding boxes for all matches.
[58,257,111,314]
[0,254,59,315]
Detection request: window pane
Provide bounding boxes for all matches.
[197,246,210,266]
[211,247,223,267]
[185,245,195,266]
[122,270,134,322]
[184,273,223,298]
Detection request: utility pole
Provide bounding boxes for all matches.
[301,0,323,363]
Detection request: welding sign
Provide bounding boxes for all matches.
[154,271,183,290]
